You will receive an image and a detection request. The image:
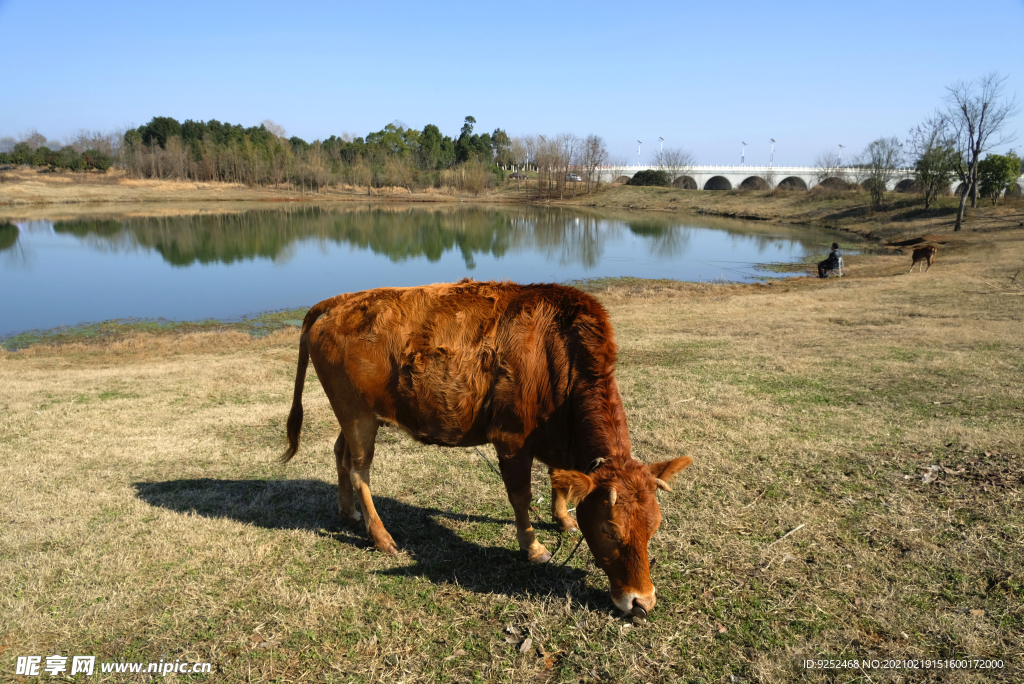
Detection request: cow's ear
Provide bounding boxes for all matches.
[550,469,596,503]
[648,456,692,485]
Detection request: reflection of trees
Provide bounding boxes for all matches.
[627,220,692,258]
[52,206,615,269]
[529,209,612,268]
[49,206,853,270]
[0,223,18,252]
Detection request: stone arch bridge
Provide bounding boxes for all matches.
[593,165,1024,194]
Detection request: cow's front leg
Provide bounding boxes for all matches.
[497,446,550,563]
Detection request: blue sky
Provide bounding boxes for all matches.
[1,0,1022,165]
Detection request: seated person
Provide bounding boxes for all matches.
[818,243,841,278]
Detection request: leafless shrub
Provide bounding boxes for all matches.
[653,146,695,186]
[814,149,843,184]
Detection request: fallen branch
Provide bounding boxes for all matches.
[766,523,806,547]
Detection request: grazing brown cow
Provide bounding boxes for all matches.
[909,245,937,273]
[283,280,692,617]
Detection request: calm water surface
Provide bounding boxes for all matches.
[0,204,850,338]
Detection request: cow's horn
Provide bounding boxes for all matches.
[655,478,672,492]
[607,487,617,506]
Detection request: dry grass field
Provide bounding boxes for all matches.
[0,167,459,208]
[2,210,1022,682]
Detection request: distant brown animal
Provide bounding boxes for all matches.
[283,280,692,617]
[910,245,937,273]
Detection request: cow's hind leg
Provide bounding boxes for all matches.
[548,467,578,533]
[342,414,398,555]
[497,446,551,563]
[333,433,361,523]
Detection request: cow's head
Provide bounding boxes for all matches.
[552,456,691,617]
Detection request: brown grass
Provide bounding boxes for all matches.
[0,167,487,209]
[1,218,1022,681]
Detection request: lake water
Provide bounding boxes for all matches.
[0,203,849,339]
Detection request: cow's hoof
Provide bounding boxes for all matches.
[555,517,578,534]
[375,539,399,555]
[527,546,552,564]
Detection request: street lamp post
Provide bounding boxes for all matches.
[637,140,642,166]
[769,138,776,167]
[659,136,665,153]
[838,144,845,166]
[741,142,747,165]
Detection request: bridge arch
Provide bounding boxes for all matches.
[1008,182,1023,197]
[673,175,697,190]
[614,175,631,184]
[895,179,917,193]
[703,176,732,191]
[955,182,967,197]
[739,176,769,191]
[819,176,858,190]
[777,176,808,191]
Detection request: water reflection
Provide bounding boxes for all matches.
[2,204,851,339]
[0,222,18,252]
[45,205,824,270]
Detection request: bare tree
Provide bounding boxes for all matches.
[510,137,529,172]
[349,156,372,195]
[261,119,287,139]
[579,134,608,192]
[652,146,695,186]
[907,113,958,209]
[20,130,50,150]
[857,137,904,209]
[556,134,580,198]
[945,73,1020,230]
[164,136,188,180]
[813,149,843,184]
[534,135,559,199]
[524,135,541,172]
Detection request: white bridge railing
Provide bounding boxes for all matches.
[594,165,916,174]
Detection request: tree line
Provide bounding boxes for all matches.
[0,115,613,197]
[0,129,116,171]
[112,115,521,192]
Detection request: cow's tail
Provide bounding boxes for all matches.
[281,300,333,464]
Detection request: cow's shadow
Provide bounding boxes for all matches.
[132,478,608,610]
